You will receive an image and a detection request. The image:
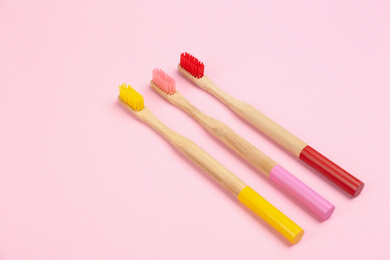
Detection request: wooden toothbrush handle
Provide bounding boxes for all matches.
[141,108,304,243]
[172,137,247,196]
[136,108,247,197]
[198,114,278,175]
[180,72,307,157]
[162,92,335,218]
[124,104,304,243]
[172,94,278,175]
[183,73,364,197]
[231,102,364,196]
[234,103,307,157]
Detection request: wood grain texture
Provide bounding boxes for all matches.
[151,81,278,176]
[119,97,247,197]
[178,65,307,157]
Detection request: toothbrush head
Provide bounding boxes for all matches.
[118,84,144,111]
[152,68,176,95]
[179,52,205,79]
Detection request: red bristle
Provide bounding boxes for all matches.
[179,52,204,78]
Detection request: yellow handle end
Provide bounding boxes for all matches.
[238,186,304,244]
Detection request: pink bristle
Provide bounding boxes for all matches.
[152,68,176,94]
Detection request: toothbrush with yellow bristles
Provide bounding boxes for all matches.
[150,69,334,220]
[118,84,304,244]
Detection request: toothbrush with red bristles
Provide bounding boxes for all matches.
[178,52,364,197]
[151,68,335,220]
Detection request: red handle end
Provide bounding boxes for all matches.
[299,146,364,197]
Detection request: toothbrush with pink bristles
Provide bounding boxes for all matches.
[151,68,335,220]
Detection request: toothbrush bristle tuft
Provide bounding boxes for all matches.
[152,69,176,94]
[180,52,204,78]
[119,84,144,111]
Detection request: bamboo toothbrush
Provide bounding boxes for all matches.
[118,84,304,244]
[178,52,364,197]
[150,68,334,220]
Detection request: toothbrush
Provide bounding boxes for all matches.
[178,53,364,197]
[118,84,304,244]
[151,68,334,220]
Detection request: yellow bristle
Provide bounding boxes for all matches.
[118,84,145,111]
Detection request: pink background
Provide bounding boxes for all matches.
[1,0,389,259]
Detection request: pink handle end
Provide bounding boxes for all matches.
[269,165,335,220]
